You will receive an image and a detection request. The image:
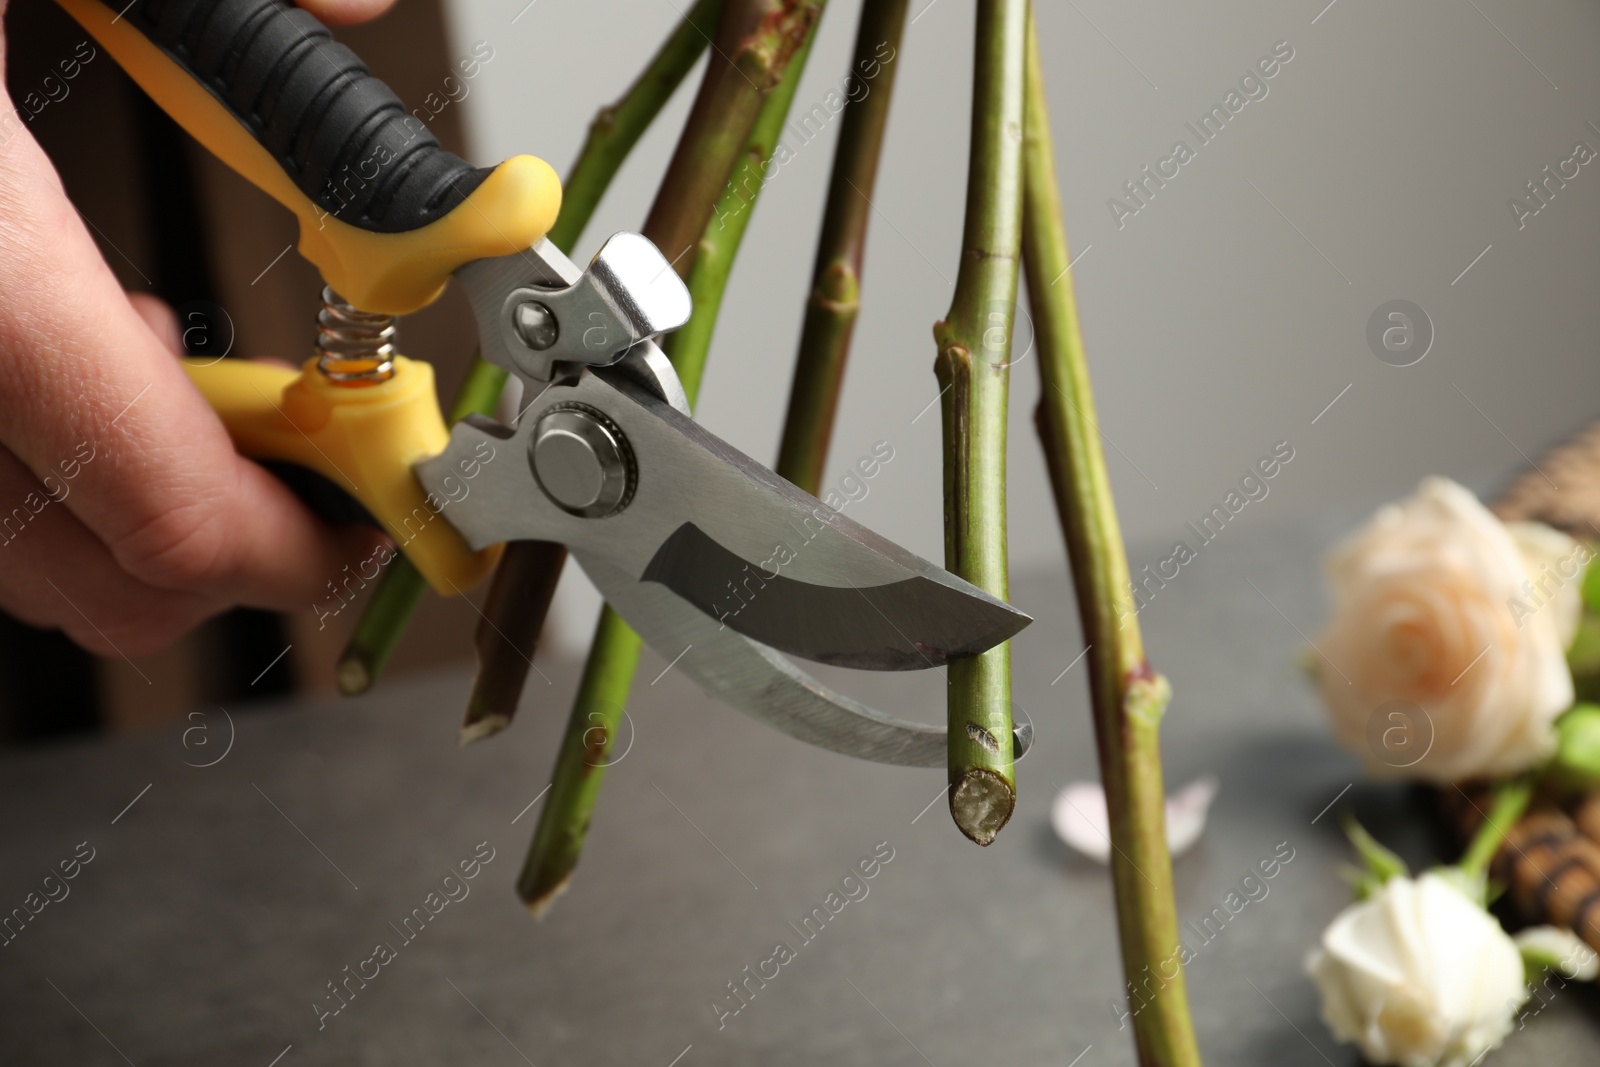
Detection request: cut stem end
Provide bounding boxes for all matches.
[459,714,511,747]
[520,870,574,921]
[950,768,1016,846]
[335,655,372,696]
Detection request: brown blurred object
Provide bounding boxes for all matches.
[2,0,489,737]
[1492,420,1600,539]
[1443,785,1600,954]
[1498,809,1600,954]
[1574,791,1600,845]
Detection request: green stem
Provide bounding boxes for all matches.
[774,0,908,494]
[642,0,825,279]
[336,0,722,696]
[661,22,819,400]
[336,558,426,695]
[935,0,1027,846]
[1023,18,1201,1067]
[515,607,643,914]
[518,5,825,916]
[549,0,724,253]
[1460,777,1535,879]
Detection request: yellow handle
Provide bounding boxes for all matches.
[184,357,500,594]
[55,0,561,314]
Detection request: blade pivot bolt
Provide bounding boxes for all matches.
[530,403,635,518]
[513,300,559,351]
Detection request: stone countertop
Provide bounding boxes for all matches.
[1,513,1596,1066]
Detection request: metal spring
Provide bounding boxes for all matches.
[316,287,396,384]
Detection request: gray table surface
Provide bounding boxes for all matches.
[2,514,1597,1066]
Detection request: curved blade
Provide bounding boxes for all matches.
[640,522,1026,669]
[417,363,1032,669]
[577,552,946,767]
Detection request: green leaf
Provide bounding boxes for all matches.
[1342,817,1409,895]
[1340,863,1384,902]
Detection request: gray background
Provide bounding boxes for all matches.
[445,0,1600,649]
[9,1,1600,1064]
[4,520,1597,1065]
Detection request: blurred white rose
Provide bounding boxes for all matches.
[1317,477,1584,783]
[1307,872,1525,1067]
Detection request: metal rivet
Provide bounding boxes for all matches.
[513,301,559,351]
[530,405,634,518]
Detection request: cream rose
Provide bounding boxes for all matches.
[1307,872,1526,1067]
[1317,478,1584,783]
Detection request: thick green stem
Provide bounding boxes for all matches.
[774,0,908,493]
[518,7,824,916]
[337,2,723,695]
[1460,777,1535,879]
[936,0,1027,846]
[1022,19,1201,1067]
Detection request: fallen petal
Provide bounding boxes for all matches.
[1051,776,1218,863]
[1165,775,1220,857]
[1051,781,1112,862]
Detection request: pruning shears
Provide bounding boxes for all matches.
[60,0,1031,766]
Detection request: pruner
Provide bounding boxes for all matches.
[62,0,1031,766]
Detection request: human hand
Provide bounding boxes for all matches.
[0,0,398,657]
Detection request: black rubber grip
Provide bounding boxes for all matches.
[104,0,490,233]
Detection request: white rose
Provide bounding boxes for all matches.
[1307,872,1526,1067]
[1317,477,1584,783]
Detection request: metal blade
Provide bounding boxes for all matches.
[418,362,1031,669]
[576,552,947,766]
[639,521,1027,669]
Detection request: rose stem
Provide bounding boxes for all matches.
[774,0,908,493]
[1023,16,1202,1066]
[1459,776,1535,879]
[934,0,1027,846]
[639,0,821,277]
[518,1,825,916]
[554,0,726,252]
[335,0,723,700]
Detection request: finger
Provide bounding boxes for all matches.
[129,293,296,371]
[128,292,181,356]
[0,118,386,611]
[295,0,398,26]
[0,446,220,658]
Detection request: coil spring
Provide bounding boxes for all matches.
[316,287,396,384]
